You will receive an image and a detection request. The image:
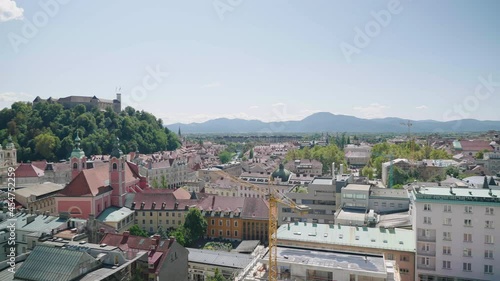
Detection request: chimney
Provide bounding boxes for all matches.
[26,215,36,224]
[116,93,121,103]
[340,164,344,175]
[331,162,335,177]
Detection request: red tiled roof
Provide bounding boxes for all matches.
[15,163,44,178]
[241,197,269,220]
[459,140,493,152]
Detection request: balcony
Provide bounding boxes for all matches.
[417,250,436,257]
[417,235,436,242]
[417,264,436,271]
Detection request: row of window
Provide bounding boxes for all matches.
[373,202,404,208]
[141,219,182,226]
[210,219,238,227]
[440,261,493,274]
[441,246,494,259]
[140,212,183,217]
[440,232,494,244]
[440,217,494,229]
[424,204,494,215]
[210,229,239,237]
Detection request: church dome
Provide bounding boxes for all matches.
[271,163,292,182]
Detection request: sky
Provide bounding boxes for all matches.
[0,0,499,125]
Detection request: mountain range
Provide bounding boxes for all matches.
[166,112,500,134]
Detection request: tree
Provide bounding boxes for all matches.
[445,166,460,178]
[129,225,148,237]
[361,166,374,180]
[183,208,207,245]
[156,226,169,239]
[249,148,254,159]
[152,178,160,188]
[483,176,489,189]
[475,149,489,160]
[206,268,227,281]
[34,133,60,160]
[219,150,232,164]
[171,226,189,246]
[160,175,168,188]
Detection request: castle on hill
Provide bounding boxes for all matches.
[33,92,121,113]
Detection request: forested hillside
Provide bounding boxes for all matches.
[0,102,180,162]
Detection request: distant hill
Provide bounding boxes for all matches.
[167,112,500,134]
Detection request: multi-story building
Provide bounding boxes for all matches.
[140,156,192,189]
[480,152,500,175]
[13,182,64,215]
[284,159,323,177]
[188,248,254,281]
[344,144,372,167]
[410,186,500,281]
[276,223,416,281]
[279,177,338,225]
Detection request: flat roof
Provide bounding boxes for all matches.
[412,186,500,205]
[277,222,415,252]
[343,184,370,191]
[310,178,333,185]
[263,247,386,275]
[96,207,134,223]
[188,248,253,269]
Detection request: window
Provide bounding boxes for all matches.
[374,202,379,207]
[443,218,452,225]
[113,163,117,170]
[219,220,222,226]
[400,255,409,262]
[484,265,493,274]
[159,212,162,217]
[485,235,494,244]
[420,257,430,266]
[387,253,394,260]
[424,217,432,224]
[226,220,230,227]
[421,244,430,252]
[150,220,153,224]
[142,211,146,216]
[211,219,215,225]
[142,219,145,224]
[382,202,387,207]
[443,246,451,255]
[486,207,494,215]
[486,220,494,229]
[443,232,451,241]
[219,230,222,236]
[166,220,169,224]
[226,230,230,236]
[463,248,472,257]
[442,260,451,269]
[463,262,472,271]
[398,203,403,208]
[465,206,472,213]
[464,219,472,227]
[424,204,431,211]
[444,205,451,212]
[234,221,238,227]
[400,268,409,274]
[178,213,181,218]
[464,233,472,242]
[234,230,238,237]
[166,212,169,217]
[485,250,493,259]
[158,220,162,225]
[390,203,395,208]
[150,212,153,216]
[211,229,215,235]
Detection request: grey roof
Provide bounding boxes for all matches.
[0,262,23,281]
[232,240,260,253]
[96,207,133,223]
[310,178,333,186]
[343,184,370,191]
[14,245,96,281]
[188,248,253,269]
[264,247,386,275]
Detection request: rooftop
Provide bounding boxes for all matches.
[263,247,387,275]
[188,248,253,269]
[412,186,500,205]
[14,182,65,198]
[277,222,415,252]
[310,177,333,186]
[96,207,134,223]
[343,184,370,191]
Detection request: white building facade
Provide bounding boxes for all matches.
[410,186,500,281]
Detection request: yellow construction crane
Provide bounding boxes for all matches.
[225,171,309,280]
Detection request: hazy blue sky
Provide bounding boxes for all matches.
[1,0,499,124]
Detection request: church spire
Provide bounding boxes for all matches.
[70,132,85,159]
[111,137,123,158]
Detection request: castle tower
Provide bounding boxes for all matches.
[70,132,86,180]
[110,137,126,207]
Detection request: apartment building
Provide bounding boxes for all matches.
[410,186,500,281]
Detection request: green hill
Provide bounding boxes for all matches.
[0,102,180,162]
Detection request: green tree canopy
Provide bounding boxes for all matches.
[183,208,208,245]
[128,225,148,237]
[218,150,232,164]
[206,268,227,281]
